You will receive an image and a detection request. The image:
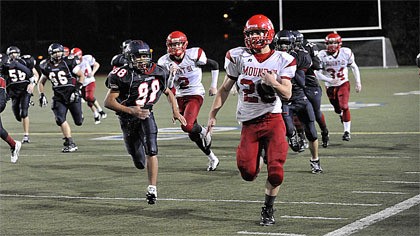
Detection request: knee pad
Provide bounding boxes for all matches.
[268,173,283,187]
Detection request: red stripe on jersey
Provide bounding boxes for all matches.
[280,76,292,81]
[197,48,203,60]
[0,77,5,89]
[287,58,297,67]
[226,51,234,63]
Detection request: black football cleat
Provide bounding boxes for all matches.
[260,206,275,226]
[342,131,351,141]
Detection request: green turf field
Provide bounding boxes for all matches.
[1,67,419,236]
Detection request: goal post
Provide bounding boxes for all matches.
[308,37,398,68]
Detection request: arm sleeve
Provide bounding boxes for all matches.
[349,62,361,84]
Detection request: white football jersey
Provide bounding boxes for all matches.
[157,47,206,97]
[78,55,96,86]
[225,47,296,122]
[318,47,355,87]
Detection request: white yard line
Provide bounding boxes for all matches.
[323,194,420,236]
[381,181,420,184]
[352,191,407,195]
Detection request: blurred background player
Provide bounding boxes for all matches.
[207,15,295,226]
[104,40,186,205]
[110,39,132,69]
[293,31,330,148]
[63,46,70,57]
[315,32,362,141]
[158,31,219,171]
[0,53,21,163]
[71,47,107,124]
[3,46,38,144]
[274,30,322,174]
[38,43,85,152]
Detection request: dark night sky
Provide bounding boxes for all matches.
[1,0,418,72]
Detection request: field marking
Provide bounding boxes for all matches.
[0,194,380,206]
[352,191,407,195]
[381,181,420,184]
[323,194,420,236]
[281,215,346,220]
[405,172,420,174]
[237,231,306,236]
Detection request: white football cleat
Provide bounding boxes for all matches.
[11,141,21,163]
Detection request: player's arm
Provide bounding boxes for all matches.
[163,88,186,126]
[37,75,48,107]
[92,61,100,76]
[206,58,219,96]
[261,71,292,100]
[104,89,150,120]
[207,75,235,131]
[349,62,361,92]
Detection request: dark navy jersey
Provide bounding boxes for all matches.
[39,57,79,102]
[20,55,36,69]
[287,50,311,101]
[0,76,6,112]
[106,62,169,112]
[2,58,33,98]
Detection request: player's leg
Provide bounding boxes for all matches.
[1,116,21,163]
[83,83,100,124]
[52,100,77,152]
[337,82,351,141]
[20,93,31,143]
[282,104,301,152]
[142,113,159,204]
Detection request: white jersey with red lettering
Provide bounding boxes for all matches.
[318,47,355,87]
[157,47,206,97]
[78,55,96,86]
[225,47,296,123]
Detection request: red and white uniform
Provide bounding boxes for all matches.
[78,55,97,86]
[317,47,359,87]
[225,47,296,123]
[157,47,206,97]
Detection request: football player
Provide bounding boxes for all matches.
[207,15,295,226]
[104,40,186,205]
[315,32,362,141]
[71,47,107,124]
[110,39,131,68]
[38,43,85,152]
[157,31,220,171]
[273,30,322,174]
[0,53,21,163]
[3,46,38,144]
[292,31,330,148]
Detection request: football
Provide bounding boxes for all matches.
[261,83,275,94]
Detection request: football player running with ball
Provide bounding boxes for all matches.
[104,40,186,205]
[207,15,295,226]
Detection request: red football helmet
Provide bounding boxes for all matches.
[166,31,188,57]
[243,14,275,50]
[63,47,70,57]
[325,33,342,53]
[71,47,83,59]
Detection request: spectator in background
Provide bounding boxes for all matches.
[207,15,295,226]
[104,40,186,205]
[71,47,107,124]
[158,31,220,171]
[315,32,362,141]
[38,43,85,153]
[0,53,21,163]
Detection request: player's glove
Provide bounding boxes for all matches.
[39,93,48,107]
[70,82,83,103]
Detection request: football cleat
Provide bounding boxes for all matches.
[99,111,107,119]
[200,127,212,149]
[146,185,157,205]
[94,116,101,125]
[260,206,275,226]
[342,131,351,141]
[22,135,30,144]
[207,157,219,171]
[310,159,323,174]
[62,142,78,153]
[11,141,22,164]
[321,130,329,148]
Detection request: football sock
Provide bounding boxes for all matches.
[264,194,276,209]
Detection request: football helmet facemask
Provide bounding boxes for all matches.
[6,46,21,60]
[243,14,275,50]
[166,31,188,58]
[125,40,152,73]
[273,30,295,52]
[325,33,342,53]
[48,43,65,63]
